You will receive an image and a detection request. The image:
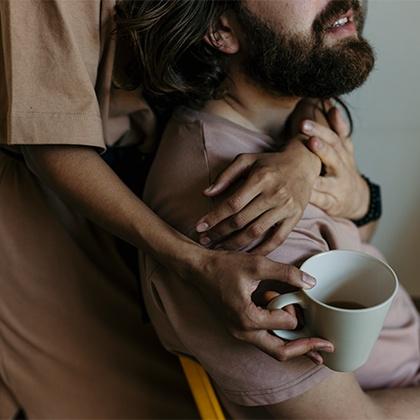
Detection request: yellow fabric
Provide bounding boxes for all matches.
[179,356,225,420]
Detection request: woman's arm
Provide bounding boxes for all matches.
[22,144,333,361]
[195,134,322,255]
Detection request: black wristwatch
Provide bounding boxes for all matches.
[351,175,382,227]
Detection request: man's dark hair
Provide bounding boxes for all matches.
[115,0,239,111]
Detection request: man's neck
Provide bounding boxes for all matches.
[202,69,300,139]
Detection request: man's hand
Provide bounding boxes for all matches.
[195,142,321,256]
[192,249,334,363]
[300,106,370,220]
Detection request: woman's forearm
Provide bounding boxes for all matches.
[283,135,322,182]
[21,145,202,277]
[19,144,334,361]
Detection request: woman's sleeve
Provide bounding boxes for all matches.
[0,0,106,150]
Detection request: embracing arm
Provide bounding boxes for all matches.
[194,97,379,256]
[195,132,322,255]
[21,144,333,362]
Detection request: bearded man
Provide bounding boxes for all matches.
[115,0,420,417]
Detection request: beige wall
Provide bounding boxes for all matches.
[347,0,420,295]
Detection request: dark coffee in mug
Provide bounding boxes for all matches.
[326,300,367,310]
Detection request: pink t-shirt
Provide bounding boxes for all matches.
[141,107,420,406]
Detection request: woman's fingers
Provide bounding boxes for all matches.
[199,197,274,244]
[207,208,279,249]
[256,258,317,290]
[196,176,261,233]
[202,153,253,197]
[250,216,299,256]
[204,190,302,249]
[242,329,334,363]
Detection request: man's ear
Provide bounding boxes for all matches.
[203,13,240,54]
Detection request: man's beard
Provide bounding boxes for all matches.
[236,0,375,98]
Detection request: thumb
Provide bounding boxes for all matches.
[255,257,317,290]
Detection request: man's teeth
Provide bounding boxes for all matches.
[332,16,349,28]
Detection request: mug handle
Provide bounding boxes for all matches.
[268,292,311,340]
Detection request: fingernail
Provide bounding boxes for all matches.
[303,120,314,132]
[317,345,334,353]
[204,184,215,193]
[302,273,316,289]
[199,236,211,246]
[196,222,209,233]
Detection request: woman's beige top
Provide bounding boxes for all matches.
[0,0,155,152]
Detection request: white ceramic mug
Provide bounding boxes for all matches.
[268,250,398,372]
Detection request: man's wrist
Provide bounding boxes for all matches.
[349,175,370,220]
[351,175,382,227]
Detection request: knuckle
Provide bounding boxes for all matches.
[255,167,273,184]
[230,214,245,229]
[237,314,254,331]
[284,195,297,211]
[284,264,299,283]
[263,237,281,253]
[275,349,288,362]
[260,169,272,182]
[277,186,292,203]
[252,255,266,273]
[226,196,243,213]
[247,223,265,239]
[228,326,246,341]
[282,313,298,330]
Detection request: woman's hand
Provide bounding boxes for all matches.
[300,105,370,220]
[195,139,321,256]
[187,247,334,364]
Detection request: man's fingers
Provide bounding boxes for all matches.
[328,106,350,139]
[310,190,336,213]
[196,178,261,233]
[202,154,253,197]
[302,119,340,146]
[313,176,335,193]
[307,137,338,173]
